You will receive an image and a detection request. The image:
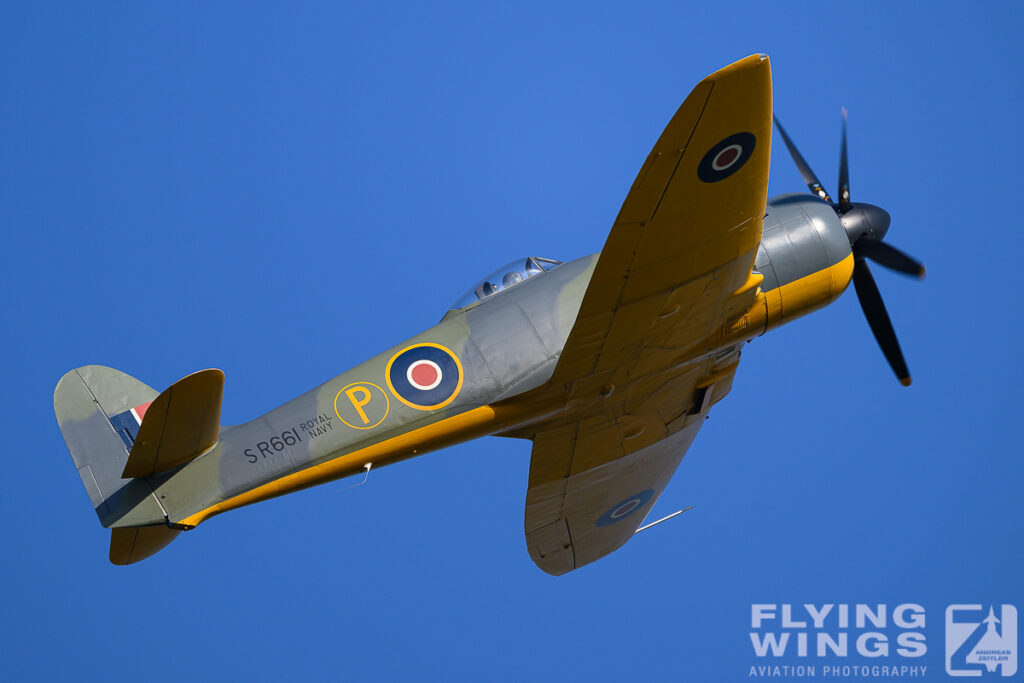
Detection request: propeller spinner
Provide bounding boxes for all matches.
[774,111,924,386]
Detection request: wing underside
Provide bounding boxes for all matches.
[525,359,740,574]
[521,54,772,574]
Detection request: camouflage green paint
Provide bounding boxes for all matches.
[144,255,598,527]
[54,366,165,527]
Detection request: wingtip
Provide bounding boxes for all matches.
[709,54,772,82]
[842,106,849,120]
[918,265,926,279]
[899,376,912,387]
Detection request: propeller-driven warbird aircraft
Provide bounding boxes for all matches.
[55,54,923,572]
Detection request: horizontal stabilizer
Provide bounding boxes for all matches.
[110,525,181,565]
[121,369,224,478]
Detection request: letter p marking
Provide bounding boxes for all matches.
[345,386,373,424]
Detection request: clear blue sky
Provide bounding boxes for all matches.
[2,3,1021,681]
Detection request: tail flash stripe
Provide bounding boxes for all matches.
[109,401,155,452]
[130,401,153,424]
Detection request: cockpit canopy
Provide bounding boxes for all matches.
[450,256,563,309]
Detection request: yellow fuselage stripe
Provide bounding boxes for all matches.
[177,405,513,527]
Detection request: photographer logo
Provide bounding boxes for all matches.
[946,605,1017,677]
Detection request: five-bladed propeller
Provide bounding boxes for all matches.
[774,112,924,386]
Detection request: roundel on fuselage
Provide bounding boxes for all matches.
[385,343,463,410]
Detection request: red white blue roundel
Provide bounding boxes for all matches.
[385,343,463,410]
[697,132,756,183]
[596,489,655,527]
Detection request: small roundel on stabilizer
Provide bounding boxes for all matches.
[385,343,463,410]
[697,132,756,183]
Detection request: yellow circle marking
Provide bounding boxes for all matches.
[384,342,465,411]
[334,381,389,430]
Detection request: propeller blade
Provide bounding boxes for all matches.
[838,108,851,212]
[852,259,912,386]
[854,237,926,279]
[773,116,833,203]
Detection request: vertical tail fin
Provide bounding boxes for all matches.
[54,365,162,524]
[55,365,226,564]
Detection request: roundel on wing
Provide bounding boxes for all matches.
[697,132,756,183]
[385,343,463,410]
[596,489,655,527]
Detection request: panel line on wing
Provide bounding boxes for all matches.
[649,82,715,222]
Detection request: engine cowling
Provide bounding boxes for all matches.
[755,194,854,332]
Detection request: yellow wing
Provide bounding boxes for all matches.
[523,55,772,574]
[551,53,771,392]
